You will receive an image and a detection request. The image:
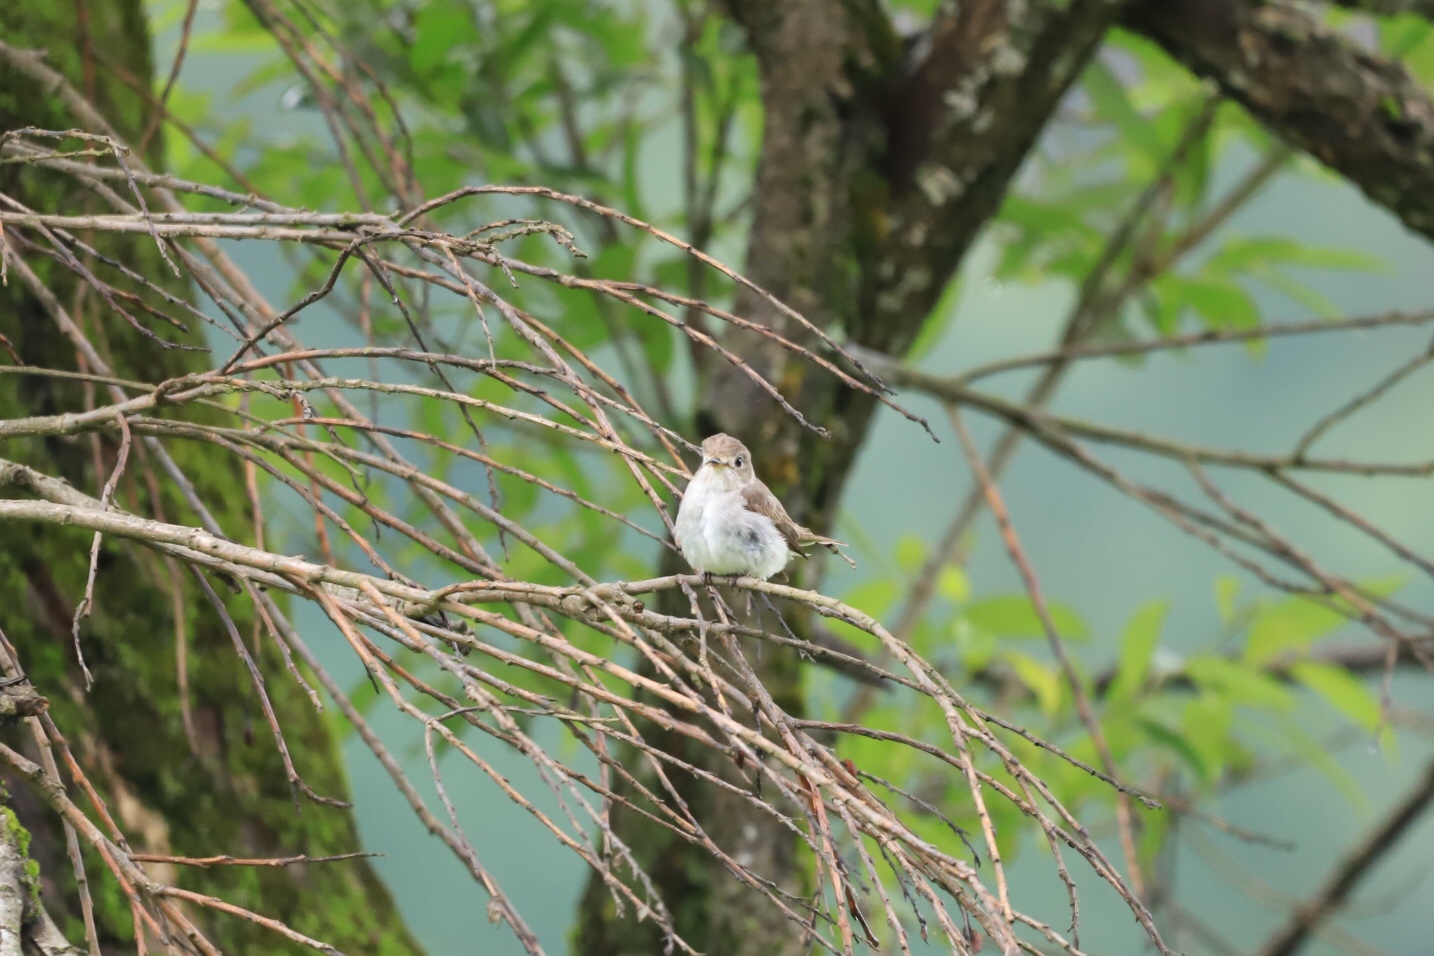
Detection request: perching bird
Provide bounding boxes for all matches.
[674,433,854,581]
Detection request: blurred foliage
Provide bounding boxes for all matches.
[829,530,1396,861]
[145,0,1424,910]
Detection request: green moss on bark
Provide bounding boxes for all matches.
[0,3,421,952]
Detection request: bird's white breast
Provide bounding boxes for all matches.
[675,470,790,579]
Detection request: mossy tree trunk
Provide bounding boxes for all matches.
[0,3,420,952]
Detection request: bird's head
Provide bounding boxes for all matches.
[698,433,754,489]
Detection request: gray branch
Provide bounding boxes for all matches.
[1129,0,1434,241]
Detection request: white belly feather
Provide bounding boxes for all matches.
[675,473,790,580]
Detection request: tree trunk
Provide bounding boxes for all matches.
[0,3,420,952]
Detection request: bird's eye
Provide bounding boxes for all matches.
[734,456,744,468]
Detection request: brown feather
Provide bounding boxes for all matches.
[741,482,806,556]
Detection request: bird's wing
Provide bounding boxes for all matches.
[743,482,858,569]
[741,482,805,555]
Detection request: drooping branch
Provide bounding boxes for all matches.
[0,464,1172,956]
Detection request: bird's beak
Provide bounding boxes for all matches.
[704,458,726,468]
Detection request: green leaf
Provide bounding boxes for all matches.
[952,617,998,671]
[964,595,1089,640]
[895,535,926,573]
[631,313,677,376]
[938,565,971,603]
[844,579,899,619]
[1109,599,1168,701]
[1139,285,1181,335]
[1136,714,1211,780]
[1351,574,1408,601]
[1214,576,1240,623]
[591,243,636,280]
[1186,656,1295,711]
[1169,276,1261,331]
[1209,236,1390,275]
[410,6,475,76]
[1253,268,1342,319]
[1391,20,1434,83]
[1168,104,1212,210]
[1243,596,1348,665]
[1007,651,1062,716]
[1291,661,1382,731]
[1083,59,1167,166]
[1111,29,1206,108]
[1181,694,1234,782]
[495,456,540,518]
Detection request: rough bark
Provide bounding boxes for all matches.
[1129,0,1434,241]
[1331,0,1434,16]
[0,791,82,956]
[0,3,419,953]
[575,1,1130,952]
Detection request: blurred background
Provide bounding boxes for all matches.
[44,1,1434,953]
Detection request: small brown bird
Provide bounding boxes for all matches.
[674,433,854,581]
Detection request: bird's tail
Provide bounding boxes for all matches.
[799,530,857,569]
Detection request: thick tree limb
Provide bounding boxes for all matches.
[712,0,1135,419]
[1330,0,1434,16]
[0,798,82,956]
[0,811,23,956]
[1128,0,1434,240]
[1256,756,1434,956]
[0,685,48,730]
[868,0,1135,355]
